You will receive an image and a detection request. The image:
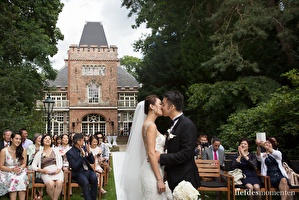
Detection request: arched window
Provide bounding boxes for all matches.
[81,114,106,135]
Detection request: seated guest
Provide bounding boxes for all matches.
[0,132,28,200]
[0,129,12,151]
[54,135,62,148]
[256,137,289,200]
[203,137,225,169]
[66,133,98,200]
[27,133,43,167]
[89,135,106,195]
[195,134,209,159]
[209,135,225,151]
[56,134,71,168]
[96,132,110,164]
[31,134,64,200]
[232,138,261,200]
[19,128,33,150]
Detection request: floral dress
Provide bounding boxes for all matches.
[0,148,28,196]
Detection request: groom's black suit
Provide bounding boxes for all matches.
[160,115,201,191]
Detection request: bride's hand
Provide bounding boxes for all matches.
[157,180,166,193]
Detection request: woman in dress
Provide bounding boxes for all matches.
[31,134,64,200]
[89,135,106,195]
[256,137,289,200]
[27,133,43,168]
[232,138,261,200]
[56,134,71,169]
[120,95,172,200]
[0,132,28,200]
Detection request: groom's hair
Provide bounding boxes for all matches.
[164,90,184,111]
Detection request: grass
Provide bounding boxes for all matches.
[1,157,117,200]
[1,136,284,200]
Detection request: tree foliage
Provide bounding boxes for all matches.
[120,55,142,79]
[187,76,281,134]
[122,0,299,159]
[0,0,63,133]
[220,70,299,159]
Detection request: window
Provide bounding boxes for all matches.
[88,84,100,103]
[81,114,106,135]
[118,93,138,107]
[82,64,106,76]
[44,111,69,135]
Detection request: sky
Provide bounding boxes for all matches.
[50,0,150,70]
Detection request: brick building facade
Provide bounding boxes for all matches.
[39,22,139,136]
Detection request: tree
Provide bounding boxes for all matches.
[0,1,63,133]
[120,55,142,79]
[122,1,299,159]
[187,76,281,134]
[219,70,299,160]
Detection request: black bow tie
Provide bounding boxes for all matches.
[170,117,180,126]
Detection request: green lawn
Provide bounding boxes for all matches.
[0,136,285,200]
[1,159,117,200]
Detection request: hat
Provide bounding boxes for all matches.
[73,133,83,144]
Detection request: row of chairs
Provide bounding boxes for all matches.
[26,166,107,200]
[195,159,299,200]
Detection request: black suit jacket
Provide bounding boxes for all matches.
[0,140,10,152]
[66,145,95,178]
[160,115,201,191]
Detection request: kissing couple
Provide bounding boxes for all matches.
[120,90,200,200]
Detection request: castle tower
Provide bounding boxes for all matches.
[68,21,118,134]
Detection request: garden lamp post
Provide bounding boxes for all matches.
[43,94,55,135]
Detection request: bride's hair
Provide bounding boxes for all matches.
[144,95,159,114]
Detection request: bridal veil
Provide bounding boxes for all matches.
[120,101,146,200]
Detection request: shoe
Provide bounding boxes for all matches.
[100,189,107,195]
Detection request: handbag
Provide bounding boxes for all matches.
[228,168,246,185]
[283,162,299,186]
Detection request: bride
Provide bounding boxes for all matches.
[120,95,172,200]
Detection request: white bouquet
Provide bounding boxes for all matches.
[173,180,200,200]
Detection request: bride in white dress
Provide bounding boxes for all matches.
[120,95,172,200]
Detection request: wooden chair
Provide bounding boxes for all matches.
[66,167,103,200]
[28,170,67,200]
[266,176,299,200]
[195,159,234,200]
[231,173,268,200]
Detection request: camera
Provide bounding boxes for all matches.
[201,142,209,148]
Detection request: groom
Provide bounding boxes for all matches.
[158,90,201,191]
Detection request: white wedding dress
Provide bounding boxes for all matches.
[120,101,172,200]
[140,122,173,200]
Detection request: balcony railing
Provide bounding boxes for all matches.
[36,100,69,109]
[118,100,137,108]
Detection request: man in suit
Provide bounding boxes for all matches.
[66,133,98,200]
[202,137,225,169]
[0,129,12,151]
[158,90,201,191]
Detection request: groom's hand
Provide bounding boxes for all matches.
[155,151,161,163]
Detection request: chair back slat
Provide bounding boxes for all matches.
[195,159,221,179]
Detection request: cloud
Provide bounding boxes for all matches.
[50,0,150,70]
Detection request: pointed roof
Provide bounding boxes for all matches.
[79,22,108,46]
[48,66,68,88]
[117,66,139,87]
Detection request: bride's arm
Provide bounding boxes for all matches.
[145,123,166,193]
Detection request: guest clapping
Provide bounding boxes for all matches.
[232,138,261,200]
